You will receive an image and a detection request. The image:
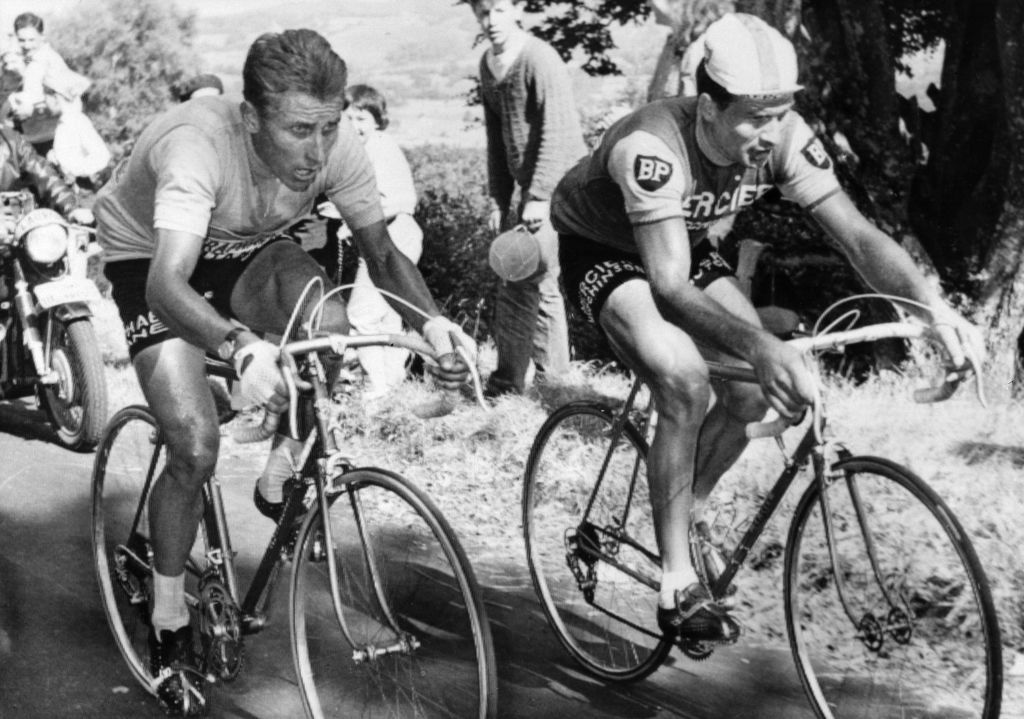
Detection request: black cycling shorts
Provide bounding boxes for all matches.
[559,233,735,325]
[104,243,275,360]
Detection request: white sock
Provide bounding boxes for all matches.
[258,434,304,503]
[151,570,189,636]
[659,569,699,609]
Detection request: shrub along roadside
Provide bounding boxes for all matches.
[407,143,614,363]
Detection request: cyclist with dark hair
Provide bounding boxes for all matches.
[95,29,472,715]
[551,13,982,644]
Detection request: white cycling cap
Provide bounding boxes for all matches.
[703,13,802,99]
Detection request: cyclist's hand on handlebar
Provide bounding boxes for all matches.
[422,316,477,389]
[234,339,289,414]
[751,338,817,419]
[930,306,985,373]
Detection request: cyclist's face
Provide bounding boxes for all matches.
[472,0,523,50]
[15,27,43,61]
[345,106,377,143]
[244,91,345,192]
[701,95,793,168]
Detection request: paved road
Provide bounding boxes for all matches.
[0,395,819,719]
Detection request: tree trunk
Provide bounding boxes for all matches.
[975,0,1024,359]
[908,0,1006,283]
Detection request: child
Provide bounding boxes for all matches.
[42,66,110,188]
[344,84,424,399]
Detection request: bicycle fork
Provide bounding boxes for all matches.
[814,449,914,652]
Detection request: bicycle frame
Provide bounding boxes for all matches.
[180,347,408,651]
[580,352,929,623]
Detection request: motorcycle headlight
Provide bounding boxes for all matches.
[15,209,69,264]
[25,223,70,264]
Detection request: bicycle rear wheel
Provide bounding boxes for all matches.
[785,455,1002,719]
[290,468,497,719]
[522,402,671,682]
[91,405,165,693]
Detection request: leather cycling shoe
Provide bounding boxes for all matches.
[657,583,741,642]
[253,482,285,522]
[148,625,209,716]
[253,478,302,523]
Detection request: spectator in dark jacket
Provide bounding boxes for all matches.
[0,125,91,223]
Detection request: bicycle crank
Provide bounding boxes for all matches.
[198,573,245,681]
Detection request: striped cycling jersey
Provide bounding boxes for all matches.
[95,96,383,263]
[550,96,840,253]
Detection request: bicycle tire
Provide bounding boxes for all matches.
[522,402,671,682]
[784,455,1002,719]
[290,467,498,719]
[91,405,165,694]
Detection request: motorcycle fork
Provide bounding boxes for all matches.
[11,261,56,384]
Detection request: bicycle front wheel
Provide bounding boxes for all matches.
[290,468,497,719]
[785,455,1002,719]
[91,405,165,694]
[523,402,671,682]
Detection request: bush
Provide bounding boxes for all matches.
[49,0,200,159]
[408,143,615,363]
[408,144,498,342]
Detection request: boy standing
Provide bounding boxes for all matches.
[470,0,587,396]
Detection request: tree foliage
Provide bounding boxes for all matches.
[522,0,652,74]
[47,0,200,157]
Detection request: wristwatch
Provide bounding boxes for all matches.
[217,327,245,361]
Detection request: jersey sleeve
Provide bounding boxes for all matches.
[606,130,690,226]
[150,125,219,238]
[773,113,841,210]
[322,119,386,231]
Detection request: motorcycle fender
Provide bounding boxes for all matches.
[50,302,94,322]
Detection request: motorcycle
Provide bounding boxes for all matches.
[0,190,108,451]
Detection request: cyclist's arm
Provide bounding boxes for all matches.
[809,190,982,365]
[636,217,814,415]
[349,219,441,332]
[810,191,942,309]
[146,228,257,353]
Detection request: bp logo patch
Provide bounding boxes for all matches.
[801,138,832,170]
[634,155,673,191]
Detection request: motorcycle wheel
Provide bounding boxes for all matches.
[39,317,108,452]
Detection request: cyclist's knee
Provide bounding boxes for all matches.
[164,423,219,487]
[720,382,770,423]
[650,364,711,421]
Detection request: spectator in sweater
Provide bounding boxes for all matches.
[468,0,587,397]
[343,83,424,398]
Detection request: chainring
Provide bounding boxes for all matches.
[198,573,245,681]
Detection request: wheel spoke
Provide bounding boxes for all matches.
[522,404,671,682]
[785,457,1002,719]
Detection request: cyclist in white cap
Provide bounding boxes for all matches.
[550,12,982,642]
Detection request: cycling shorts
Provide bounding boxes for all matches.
[559,233,735,325]
[104,240,281,360]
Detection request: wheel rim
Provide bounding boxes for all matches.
[45,343,84,434]
[92,408,165,694]
[291,470,496,718]
[785,459,1001,719]
[523,406,670,681]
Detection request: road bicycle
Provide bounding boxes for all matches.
[522,312,1002,719]
[91,324,498,718]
